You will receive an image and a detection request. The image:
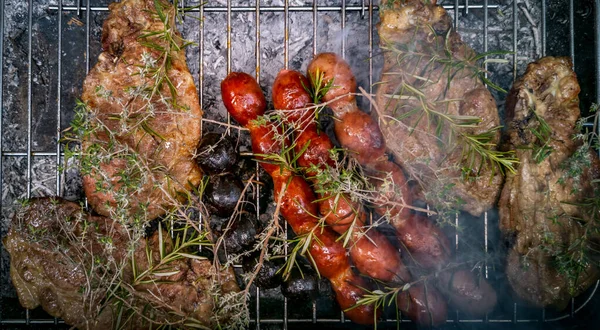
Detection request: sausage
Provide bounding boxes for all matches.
[221,72,377,325]
[436,269,497,317]
[307,52,497,316]
[397,282,448,327]
[395,214,452,269]
[307,53,450,267]
[273,69,410,283]
[307,52,387,165]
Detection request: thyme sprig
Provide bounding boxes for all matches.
[550,106,600,293]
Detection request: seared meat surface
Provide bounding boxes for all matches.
[81,0,202,220]
[3,198,240,329]
[374,0,503,216]
[499,57,600,309]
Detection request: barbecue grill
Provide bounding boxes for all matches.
[1,0,599,329]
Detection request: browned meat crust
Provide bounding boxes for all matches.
[81,0,202,221]
[499,56,600,309]
[374,0,503,216]
[3,197,239,329]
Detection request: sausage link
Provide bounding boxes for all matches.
[307,53,450,268]
[273,69,410,283]
[307,52,497,317]
[221,72,376,325]
[397,282,448,327]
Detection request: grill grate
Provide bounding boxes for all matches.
[1,0,599,329]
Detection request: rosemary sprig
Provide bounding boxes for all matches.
[543,105,600,294]
[137,0,198,107]
[529,108,554,164]
[278,226,323,281]
[304,68,335,104]
[302,67,335,130]
[380,33,518,177]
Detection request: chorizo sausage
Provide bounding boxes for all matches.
[221,72,376,325]
[273,69,410,283]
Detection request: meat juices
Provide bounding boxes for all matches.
[500,56,600,308]
[221,72,377,325]
[81,0,202,221]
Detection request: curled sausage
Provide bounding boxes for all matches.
[307,52,449,269]
[273,69,410,283]
[397,282,448,327]
[307,52,497,317]
[221,72,376,325]
[436,269,497,317]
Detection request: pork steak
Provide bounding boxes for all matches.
[374,0,504,216]
[499,57,600,308]
[80,0,202,221]
[3,197,240,329]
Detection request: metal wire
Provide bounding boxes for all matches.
[0,0,4,321]
[1,0,600,328]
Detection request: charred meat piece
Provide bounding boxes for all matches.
[81,0,202,220]
[499,57,600,309]
[374,0,503,216]
[3,198,240,329]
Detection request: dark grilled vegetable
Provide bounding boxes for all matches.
[196,133,239,174]
[222,211,258,254]
[204,173,243,217]
[235,156,273,215]
[281,263,319,301]
[242,253,283,289]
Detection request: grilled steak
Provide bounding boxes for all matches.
[499,57,600,308]
[374,0,503,216]
[80,0,202,220]
[3,197,240,329]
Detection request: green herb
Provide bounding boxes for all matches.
[379,31,517,178]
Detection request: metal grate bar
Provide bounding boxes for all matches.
[542,0,546,57]
[47,4,502,12]
[569,0,575,64]
[199,4,204,109]
[254,0,262,327]
[512,0,518,80]
[56,0,63,196]
[86,0,91,73]
[511,10,519,326]
[597,0,600,105]
[312,0,317,55]
[341,0,346,58]
[0,0,4,321]
[26,0,33,198]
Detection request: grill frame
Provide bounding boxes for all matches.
[1,0,599,328]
